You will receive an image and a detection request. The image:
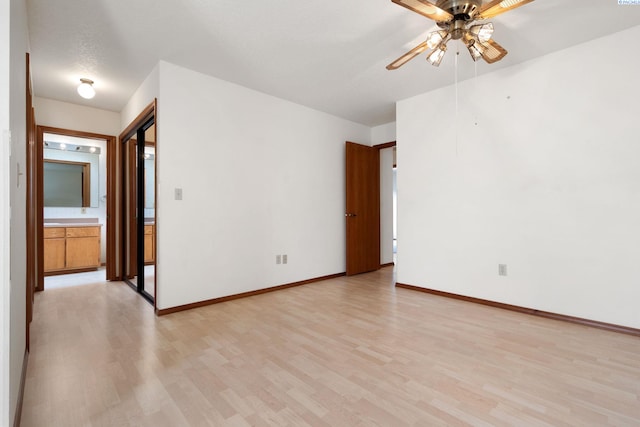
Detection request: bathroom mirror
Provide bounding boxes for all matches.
[43,140,100,207]
[43,159,91,207]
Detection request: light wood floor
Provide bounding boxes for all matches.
[21,268,640,426]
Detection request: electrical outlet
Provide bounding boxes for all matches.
[276,255,281,264]
[81,207,87,214]
[498,264,507,276]
[282,254,288,264]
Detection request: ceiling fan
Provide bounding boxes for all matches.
[387,0,534,69]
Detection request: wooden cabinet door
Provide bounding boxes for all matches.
[144,225,154,263]
[66,237,100,269]
[43,238,66,271]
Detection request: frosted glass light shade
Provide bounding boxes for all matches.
[427,44,447,66]
[426,30,448,49]
[77,78,95,99]
[469,23,494,43]
[467,40,484,61]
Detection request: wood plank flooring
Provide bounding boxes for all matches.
[21,268,640,426]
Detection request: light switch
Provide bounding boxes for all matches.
[498,264,507,276]
[175,188,183,200]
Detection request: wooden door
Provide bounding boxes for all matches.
[345,141,380,275]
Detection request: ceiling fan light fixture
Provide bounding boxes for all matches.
[387,0,533,70]
[427,43,447,66]
[469,22,494,43]
[425,30,448,49]
[466,40,484,61]
[77,78,95,99]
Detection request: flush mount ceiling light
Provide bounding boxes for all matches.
[77,78,96,99]
[386,0,534,69]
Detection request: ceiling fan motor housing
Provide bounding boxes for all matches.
[436,0,481,21]
[436,0,482,38]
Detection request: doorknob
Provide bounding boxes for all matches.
[345,213,357,217]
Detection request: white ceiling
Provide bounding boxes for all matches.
[26,0,640,127]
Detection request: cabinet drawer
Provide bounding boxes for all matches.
[44,227,65,238]
[66,226,100,238]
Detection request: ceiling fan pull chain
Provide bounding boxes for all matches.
[455,49,459,157]
[474,59,479,127]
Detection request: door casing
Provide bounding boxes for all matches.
[35,126,117,287]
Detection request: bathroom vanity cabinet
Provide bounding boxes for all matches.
[44,224,102,275]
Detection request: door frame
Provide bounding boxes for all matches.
[373,141,396,268]
[35,126,117,288]
[344,140,397,276]
[117,100,157,307]
[25,53,35,349]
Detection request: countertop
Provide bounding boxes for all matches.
[44,223,102,228]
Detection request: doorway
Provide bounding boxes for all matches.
[118,102,156,305]
[344,141,396,276]
[36,126,117,291]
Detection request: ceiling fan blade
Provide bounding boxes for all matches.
[386,40,431,70]
[477,0,535,20]
[391,0,453,22]
[481,39,508,63]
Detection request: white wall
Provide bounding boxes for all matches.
[371,122,395,146]
[34,97,120,136]
[397,25,640,329]
[154,61,370,309]
[120,64,158,129]
[372,122,397,266]
[6,0,29,424]
[0,0,10,422]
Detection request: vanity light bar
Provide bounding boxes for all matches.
[43,141,101,155]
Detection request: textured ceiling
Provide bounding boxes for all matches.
[26,0,640,127]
